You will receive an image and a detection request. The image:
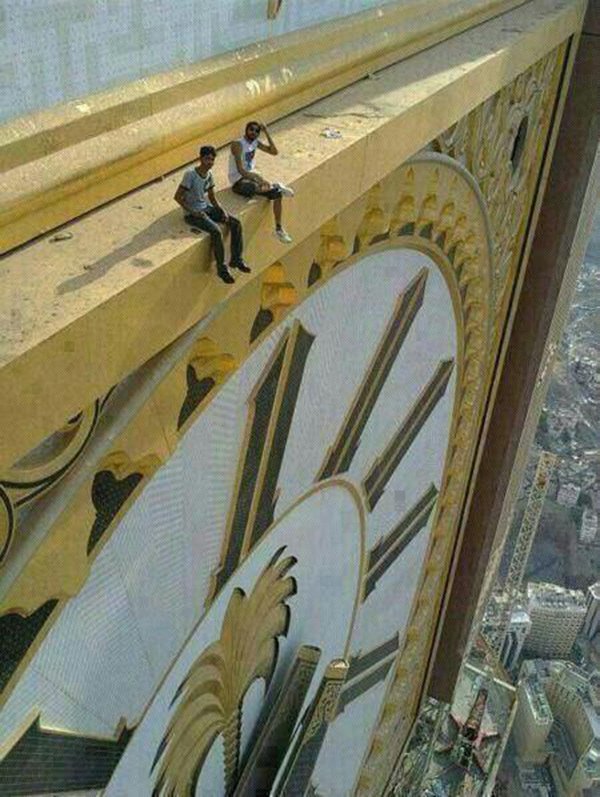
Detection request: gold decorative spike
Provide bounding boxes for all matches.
[314,219,351,274]
[151,549,296,797]
[355,185,389,250]
[416,168,439,234]
[97,451,159,482]
[178,339,237,430]
[261,263,298,323]
[390,166,417,234]
[391,196,416,235]
[87,450,161,556]
[250,263,299,342]
[437,200,457,240]
[189,339,237,385]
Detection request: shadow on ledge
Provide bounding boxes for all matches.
[56,210,206,295]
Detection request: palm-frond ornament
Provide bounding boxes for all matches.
[151,548,297,796]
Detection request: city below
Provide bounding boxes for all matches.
[392,211,600,797]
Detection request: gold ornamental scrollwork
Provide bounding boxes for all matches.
[177,338,237,432]
[250,262,299,343]
[343,155,494,796]
[0,397,104,565]
[151,548,296,797]
[434,46,565,331]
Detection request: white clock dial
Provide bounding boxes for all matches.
[0,245,457,797]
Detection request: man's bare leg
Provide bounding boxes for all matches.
[273,197,283,227]
[250,180,293,243]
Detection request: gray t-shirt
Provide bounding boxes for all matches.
[180,168,215,212]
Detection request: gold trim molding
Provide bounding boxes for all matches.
[0,0,542,254]
[434,45,566,342]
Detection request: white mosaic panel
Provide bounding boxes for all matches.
[1,0,397,122]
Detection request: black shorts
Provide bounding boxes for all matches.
[232,178,282,200]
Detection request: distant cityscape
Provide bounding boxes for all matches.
[391,210,600,797]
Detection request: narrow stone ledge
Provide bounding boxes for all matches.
[0,0,585,471]
[0,0,530,254]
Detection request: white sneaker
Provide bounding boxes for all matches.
[274,182,295,198]
[274,227,293,244]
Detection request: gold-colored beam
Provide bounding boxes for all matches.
[0,0,585,473]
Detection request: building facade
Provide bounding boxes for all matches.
[581,509,599,544]
[502,606,533,671]
[0,1,598,795]
[585,584,600,641]
[513,661,554,764]
[526,582,587,660]
[511,661,600,797]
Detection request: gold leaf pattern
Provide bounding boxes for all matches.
[434,48,564,328]
[151,548,296,797]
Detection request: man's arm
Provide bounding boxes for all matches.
[256,122,278,156]
[207,187,227,219]
[174,184,193,212]
[230,141,264,183]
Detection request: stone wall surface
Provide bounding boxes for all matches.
[0,0,395,122]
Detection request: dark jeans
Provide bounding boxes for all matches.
[232,178,282,200]
[185,206,243,268]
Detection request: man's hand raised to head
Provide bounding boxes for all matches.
[257,123,278,156]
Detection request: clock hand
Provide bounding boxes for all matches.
[363,483,438,600]
[363,358,454,511]
[270,659,349,797]
[318,269,427,481]
[210,320,315,602]
[263,639,401,797]
[336,633,400,715]
[233,645,321,797]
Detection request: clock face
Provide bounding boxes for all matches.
[1,244,457,796]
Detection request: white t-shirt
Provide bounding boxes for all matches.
[228,137,258,184]
[180,168,215,212]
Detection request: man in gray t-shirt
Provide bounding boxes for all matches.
[175,145,250,284]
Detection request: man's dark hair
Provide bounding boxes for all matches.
[199,145,217,158]
[245,120,261,133]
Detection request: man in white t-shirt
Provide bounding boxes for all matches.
[175,145,250,284]
[229,120,294,244]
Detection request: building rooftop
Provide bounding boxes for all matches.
[524,676,553,724]
[512,607,532,625]
[527,582,587,611]
[590,583,600,601]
